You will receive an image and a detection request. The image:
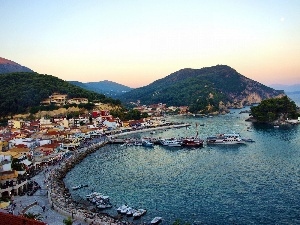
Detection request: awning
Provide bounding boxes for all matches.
[21,159,32,166]
[0,202,10,209]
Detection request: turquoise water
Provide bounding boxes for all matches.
[64,106,300,224]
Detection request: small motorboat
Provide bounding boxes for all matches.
[117,204,128,213]
[133,208,147,219]
[72,184,88,190]
[151,217,162,224]
[142,140,154,147]
[126,207,136,216]
[242,138,255,142]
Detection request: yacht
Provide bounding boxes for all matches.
[206,133,245,145]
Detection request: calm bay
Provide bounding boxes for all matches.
[64,100,300,224]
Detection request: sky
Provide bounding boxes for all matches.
[0,0,299,88]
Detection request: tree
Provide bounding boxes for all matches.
[11,158,24,171]
[23,212,43,221]
[63,216,73,225]
[250,96,298,122]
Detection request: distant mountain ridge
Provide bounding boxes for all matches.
[270,84,300,93]
[118,65,284,113]
[69,80,133,97]
[0,57,33,74]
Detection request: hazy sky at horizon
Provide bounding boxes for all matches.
[1,0,299,88]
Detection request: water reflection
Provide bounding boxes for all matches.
[64,108,300,224]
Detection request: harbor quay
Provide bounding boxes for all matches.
[8,122,191,225]
[45,123,191,224]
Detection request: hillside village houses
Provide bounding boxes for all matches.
[0,100,186,199]
[40,92,88,106]
[1,91,190,200]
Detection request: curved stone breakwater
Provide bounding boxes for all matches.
[46,139,122,225]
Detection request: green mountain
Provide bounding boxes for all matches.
[0,57,33,74]
[118,65,284,113]
[69,80,133,97]
[0,72,121,118]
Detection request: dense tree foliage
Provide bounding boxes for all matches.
[0,72,121,118]
[11,158,24,171]
[250,96,298,122]
[23,212,43,221]
[119,65,284,113]
[110,108,148,121]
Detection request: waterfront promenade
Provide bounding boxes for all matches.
[5,123,190,224]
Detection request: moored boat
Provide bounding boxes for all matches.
[182,138,204,147]
[117,204,128,213]
[133,208,147,219]
[151,217,162,224]
[206,133,245,145]
[126,207,136,216]
[142,140,154,147]
[160,138,182,147]
[72,184,88,190]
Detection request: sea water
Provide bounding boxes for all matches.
[64,105,300,224]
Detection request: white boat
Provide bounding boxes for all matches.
[151,217,162,224]
[133,208,147,218]
[242,138,255,142]
[142,140,154,147]
[72,184,88,190]
[134,141,143,146]
[126,207,136,216]
[206,133,245,145]
[96,202,112,209]
[117,204,128,213]
[120,206,129,214]
[160,139,182,147]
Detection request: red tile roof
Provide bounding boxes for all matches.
[0,212,46,225]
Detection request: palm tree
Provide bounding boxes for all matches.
[23,212,43,221]
[63,216,73,225]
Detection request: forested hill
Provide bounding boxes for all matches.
[0,72,121,118]
[69,80,133,97]
[0,57,33,74]
[118,65,284,113]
